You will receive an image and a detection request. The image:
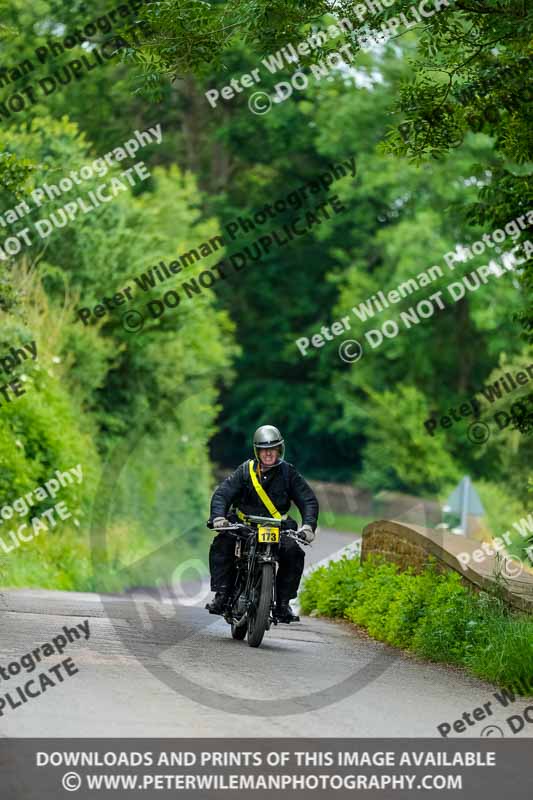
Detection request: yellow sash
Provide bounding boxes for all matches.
[244,459,286,520]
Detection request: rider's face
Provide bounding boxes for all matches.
[259,448,278,466]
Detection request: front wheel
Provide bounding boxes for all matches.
[247,563,274,648]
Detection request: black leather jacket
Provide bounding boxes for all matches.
[210,460,319,531]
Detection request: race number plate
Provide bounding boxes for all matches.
[257,526,279,543]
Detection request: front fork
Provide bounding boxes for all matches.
[249,542,279,626]
[232,541,278,624]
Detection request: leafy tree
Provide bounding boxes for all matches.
[357,385,460,493]
[0,112,238,588]
[0,0,530,595]
[126,0,532,335]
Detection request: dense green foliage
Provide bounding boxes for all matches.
[126,0,532,487]
[300,555,533,693]
[0,0,530,589]
[0,112,237,588]
[130,0,532,334]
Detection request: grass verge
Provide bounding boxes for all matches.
[0,520,209,593]
[300,554,533,695]
[317,511,375,534]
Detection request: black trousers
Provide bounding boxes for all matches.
[209,532,305,601]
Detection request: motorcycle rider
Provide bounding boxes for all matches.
[207,425,319,623]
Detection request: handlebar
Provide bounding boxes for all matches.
[283,530,312,547]
[210,523,311,546]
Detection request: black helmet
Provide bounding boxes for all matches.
[253,425,285,463]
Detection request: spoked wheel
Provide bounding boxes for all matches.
[247,563,274,648]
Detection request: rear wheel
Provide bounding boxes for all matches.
[247,563,274,648]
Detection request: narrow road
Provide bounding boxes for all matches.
[0,529,531,738]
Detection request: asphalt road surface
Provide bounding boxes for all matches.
[1,528,532,738]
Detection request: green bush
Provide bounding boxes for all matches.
[0,122,238,593]
[380,568,438,648]
[345,560,403,641]
[410,571,488,664]
[300,556,365,618]
[358,385,459,495]
[0,515,209,593]
[475,481,532,564]
[464,611,533,694]
[301,555,533,695]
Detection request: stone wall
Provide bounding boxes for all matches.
[214,466,442,524]
[362,523,446,573]
[361,519,533,614]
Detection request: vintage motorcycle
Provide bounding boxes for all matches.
[206,514,310,648]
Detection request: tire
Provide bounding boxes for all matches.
[247,563,274,648]
[231,619,248,640]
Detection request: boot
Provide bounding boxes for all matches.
[275,601,300,623]
[206,591,230,615]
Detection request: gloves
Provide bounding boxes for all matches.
[298,524,315,543]
[213,517,229,529]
